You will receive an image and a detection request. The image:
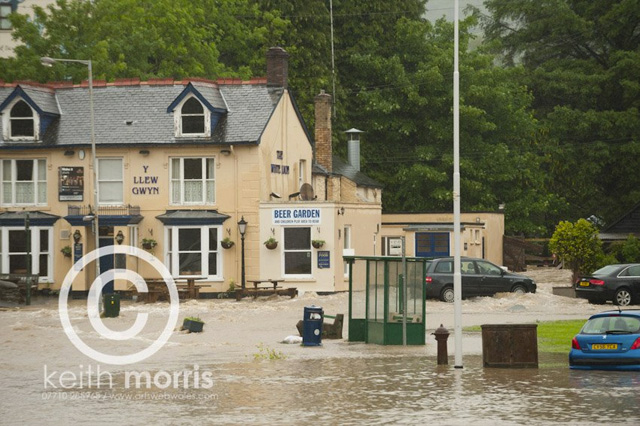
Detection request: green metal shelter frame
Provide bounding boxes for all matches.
[345,255,429,345]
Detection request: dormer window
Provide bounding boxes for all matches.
[3,99,39,141]
[176,96,210,137]
[10,101,34,137]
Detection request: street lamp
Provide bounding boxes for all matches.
[237,216,247,291]
[41,56,100,288]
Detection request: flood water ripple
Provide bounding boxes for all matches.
[4,354,639,425]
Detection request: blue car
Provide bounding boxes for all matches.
[569,310,640,370]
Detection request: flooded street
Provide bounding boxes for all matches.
[2,267,639,425]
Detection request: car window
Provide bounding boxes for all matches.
[582,316,640,334]
[476,261,502,276]
[622,265,640,277]
[461,260,476,274]
[434,261,453,274]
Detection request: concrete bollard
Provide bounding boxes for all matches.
[432,324,450,365]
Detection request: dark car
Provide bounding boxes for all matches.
[569,309,640,371]
[575,264,640,306]
[424,257,536,302]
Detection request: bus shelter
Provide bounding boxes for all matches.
[345,256,428,345]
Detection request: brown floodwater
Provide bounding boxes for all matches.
[4,353,640,425]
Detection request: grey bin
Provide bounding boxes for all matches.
[302,306,324,346]
[103,293,121,318]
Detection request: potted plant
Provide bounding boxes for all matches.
[264,236,278,250]
[312,239,325,249]
[142,238,157,250]
[60,245,72,258]
[221,237,235,249]
[182,316,204,333]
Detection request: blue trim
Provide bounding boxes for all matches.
[64,215,143,226]
[156,210,230,226]
[0,214,60,227]
[166,83,227,114]
[0,87,47,116]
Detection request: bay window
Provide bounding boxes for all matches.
[170,157,215,205]
[0,226,52,281]
[1,159,47,206]
[284,227,311,276]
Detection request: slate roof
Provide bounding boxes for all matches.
[332,155,383,188]
[0,79,284,148]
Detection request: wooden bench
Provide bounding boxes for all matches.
[296,313,344,339]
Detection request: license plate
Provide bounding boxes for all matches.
[579,281,589,287]
[592,344,618,350]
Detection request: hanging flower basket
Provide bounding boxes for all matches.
[142,238,157,250]
[312,240,325,249]
[61,246,72,258]
[221,238,235,249]
[264,238,278,250]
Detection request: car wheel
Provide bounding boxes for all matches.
[614,288,632,306]
[511,284,527,295]
[440,286,454,303]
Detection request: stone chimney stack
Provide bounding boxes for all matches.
[314,90,332,172]
[266,47,289,89]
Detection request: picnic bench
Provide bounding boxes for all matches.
[137,277,204,302]
[235,279,297,301]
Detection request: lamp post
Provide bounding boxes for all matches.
[237,216,247,291]
[41,57,100,287]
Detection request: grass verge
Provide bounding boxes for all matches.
[464,320,585,354]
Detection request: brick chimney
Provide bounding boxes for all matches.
[266,47,289,89]
[314,90,332,172]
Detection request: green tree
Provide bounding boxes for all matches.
[549,218,604,281]
[0,0,274,82]
[479,0,640,227]
[608,235,640,263]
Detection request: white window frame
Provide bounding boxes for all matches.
[174,95,211,138]
[164,225,222,280]
[97,157,124,205]
[0,226,53,282]
[343,225,352,276]
[283,227,312,278]
[169,157,216,205]
[1,158,47,206]
[2,98,40,141]
[298,159,307,188]
[0,2,12,30]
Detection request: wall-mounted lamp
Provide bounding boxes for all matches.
[270,192,281,199]
[115,230,125,245]
[220,148,232,156]
[64,150,75,157]
[73,230,82,244]
[337,207,345,215]
[139,149,150,156]
[476,217,481,223]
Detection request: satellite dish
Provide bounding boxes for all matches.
[299,183,314,201]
